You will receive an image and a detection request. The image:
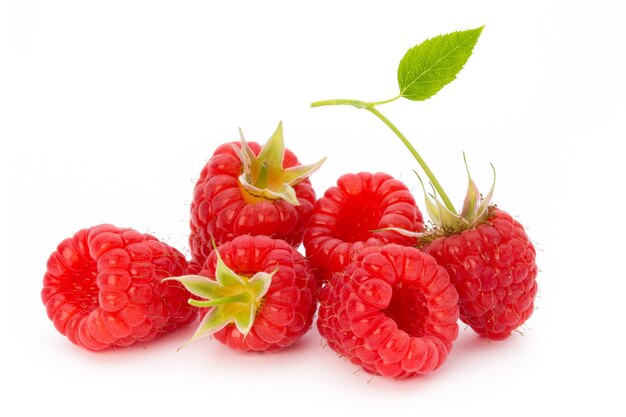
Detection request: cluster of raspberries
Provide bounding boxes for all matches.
[42,122,538,379]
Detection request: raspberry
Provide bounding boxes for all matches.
[168,235,317,352]
[303,172,424,285]
[41,224,198,351]
[317,244,459,378]
[423,208,538,339]
[189,122,324,265]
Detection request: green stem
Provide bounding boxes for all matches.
[311,98,370,109]
[368,94,402,106]
[310,98,457,214]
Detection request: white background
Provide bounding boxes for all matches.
[1,0,625,415]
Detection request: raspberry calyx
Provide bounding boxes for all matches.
[417,155,496,240]
[164,248,274,348]
[235,121,326,206]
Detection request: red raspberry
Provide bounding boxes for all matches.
[303,172,423,284]
[189,122,324,265]
[423,208,538,340]
[41,224,198,351]
[317,244,459,378]
[168,235,317,352]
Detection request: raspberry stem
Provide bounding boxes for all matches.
[311,98,457,214]
[368,94,402,106]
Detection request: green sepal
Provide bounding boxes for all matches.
[235,121,326,206]
[414,170,442,226]
[473,163,496,223]
[435,192,469,232]
[163,275,231,300]
[460,153,480,219]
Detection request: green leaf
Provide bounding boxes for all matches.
[397,26,484,101]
